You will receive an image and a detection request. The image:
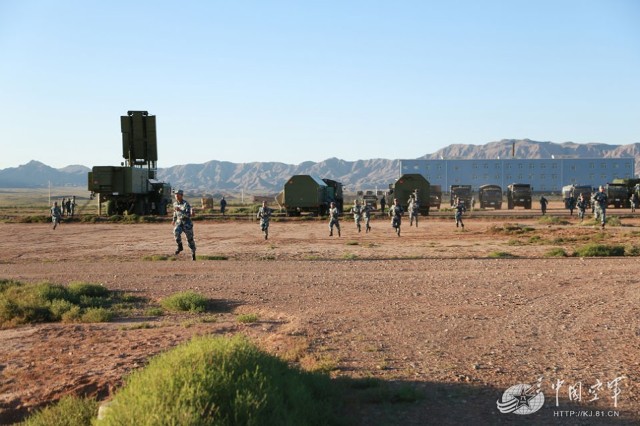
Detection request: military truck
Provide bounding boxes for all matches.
[429,184,442,210]
[357,190,378,210]
[449,185,472,207]
[88,111,172,216]
[506,183,532,209]
[276,175,343,216]
[605,183,629,208]
[478,184,502,209]
[388,174,430,215]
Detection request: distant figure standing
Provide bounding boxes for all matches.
[362,202,372,233]
[51,201,62,230]
[454,197,466,229]
[539,196,548,216]
[70,196,76,217]
[576,194,587,223]
[61,197,67,216]
[593,185,608,229]
[388,198,403,236]
[328,201,341,237]
[379,195,386,214]
[172,189,197,260]
[220,197,227,216]
[257,201,273,240]
[630,193,637,213]
[350,199,364,233]
[471,196,476,211]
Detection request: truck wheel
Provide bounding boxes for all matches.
[106,201,116,216]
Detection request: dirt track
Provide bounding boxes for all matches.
[1,208,639,424]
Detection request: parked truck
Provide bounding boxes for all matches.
[388,174,430,215]
[450,185,472,207]
[506,183,532,209]
[429,184,442,210]
[88,111,172,216]
[275,175,343,216]
[478,184,503,209]
[605,183,630,208]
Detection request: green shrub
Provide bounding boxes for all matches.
[625,245,640,256]
[98,335,340,425]
[145,307,164,316]
[81,307,114,323]
[142,254,173,261]
[544,248,568,257]
[196,255,229,260]
[161,291,209,313]
[537,216,569,225]
[487,251,517,258]
[573,244,625,257]
[237,313,259,324]
[22,395,98,426]
[68,282,110,299]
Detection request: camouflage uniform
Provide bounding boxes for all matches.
[630,193,637,213]
[388,202,403,236]
[593,188,607,228]
[350,202,364,233]
[567,195,576,216]
[329,204,341,237]
[257,204,273,240]
[51,202,62,230]
[576,196,587,222]
[454,201,466,228]
[408,198,419,227]
[172,192,196,259]
[362,204,372,233]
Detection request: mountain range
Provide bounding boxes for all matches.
[3,139,638,194]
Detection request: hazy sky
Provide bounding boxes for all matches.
[1,0,638,169]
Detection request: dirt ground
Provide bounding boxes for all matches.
[1,204,639,425]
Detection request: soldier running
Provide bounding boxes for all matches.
[388,198,403,236]
[350,199,364,233]
[51,201,62,230]
[362,202,372,233]
[408,195,419,227]
[328,201,341,237]
[257,201,273,240]
[172,189,197,260]
[576,194,587,223]
[454,197,466,229]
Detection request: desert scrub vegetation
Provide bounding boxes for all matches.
[487,223,534,235]
[537,216,570,225]
[141,254,176,261]
[160,291,210,313]
[96,335,342,425]
[195,254,229,260]
[0,280,143,327]
[544,248,568,257]
[21,395,98,426]
[573,244,625,257]
[487,251,518,258]
[237,313,259,324]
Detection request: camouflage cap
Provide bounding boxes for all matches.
[175,189,184,195]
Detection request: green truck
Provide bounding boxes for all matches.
[506,183,532,209]
[478,184,502,209]
[88,111,172,216]
[449,185,473,207]
[276,175,344,216]
[388,174,430,215]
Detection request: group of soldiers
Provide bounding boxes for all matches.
[564,186,616,229]
[49,196,76,230]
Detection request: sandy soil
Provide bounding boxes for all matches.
[1,205,639,425]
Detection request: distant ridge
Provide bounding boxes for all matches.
[2,140,638,193]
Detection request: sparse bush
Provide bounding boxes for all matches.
[161,291,209,313]
[145,307,164,316]
[21,395,98,426]
[81,307,114,323]
[487,251,517,258]
[342,252,358,260]
[487,223,534,235]
[573,244,625,257]
[196,255,229,260]
[345,241,359,246]
[544,248,568,257]
[142,255,174,261]
[538,216,569,225]
[237,313,259,324]
[98,335,340,425]
[625,245,640,256]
